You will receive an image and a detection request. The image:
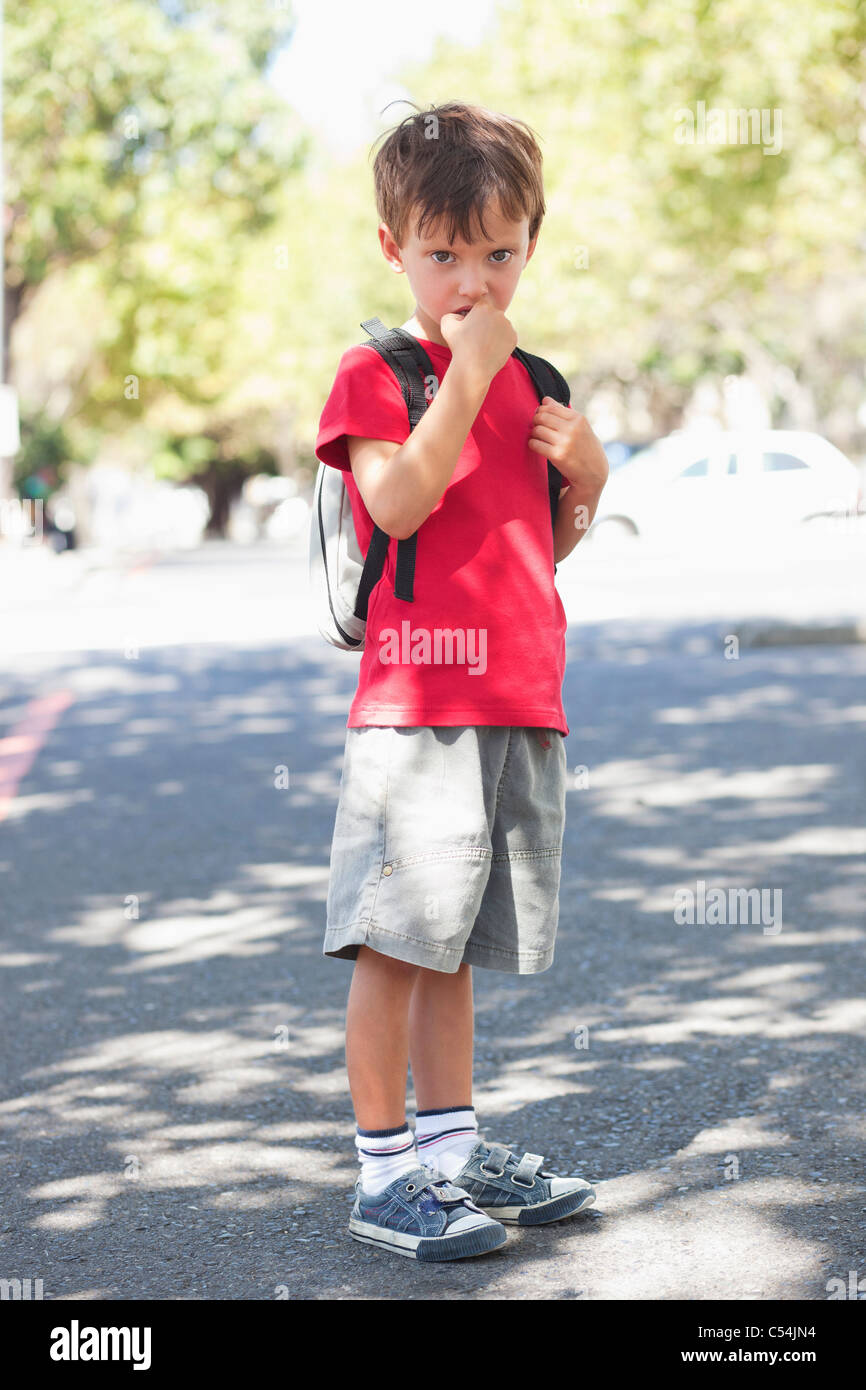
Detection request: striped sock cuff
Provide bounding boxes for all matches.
[413,1106,478,1153]
[354,1123,415,1159]
[415,1105,475,1118]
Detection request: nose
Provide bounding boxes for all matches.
[458,279,488,301]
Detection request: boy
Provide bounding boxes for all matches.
[314,102,609,1261]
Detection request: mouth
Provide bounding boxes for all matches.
[454,307,471,316]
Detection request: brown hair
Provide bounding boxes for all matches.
[371,101,545,249]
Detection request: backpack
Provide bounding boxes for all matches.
[308,316,571,651]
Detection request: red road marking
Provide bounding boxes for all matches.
[0,689,75,823]
[125,552,158,578]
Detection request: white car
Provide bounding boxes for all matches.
[588,430,862,545]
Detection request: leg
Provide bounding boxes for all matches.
[408,960,474,1111]
[346,945,420,1130]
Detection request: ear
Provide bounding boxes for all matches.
[378,222,405,272]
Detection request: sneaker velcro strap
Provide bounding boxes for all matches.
[512,1152,545,1187]
[427,1180,471,1203]
[480,1143,511,1177]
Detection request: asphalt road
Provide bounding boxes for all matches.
[1,533,864,1300]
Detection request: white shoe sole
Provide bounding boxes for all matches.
[348,1215,507,1261]
[476,1187,596,1224]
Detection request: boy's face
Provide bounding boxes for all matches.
[379,200,538,346]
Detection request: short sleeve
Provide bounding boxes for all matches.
[315,343,411,471]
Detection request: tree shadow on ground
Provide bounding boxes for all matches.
[0,619,864,1299]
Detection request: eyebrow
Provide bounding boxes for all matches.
[423,237,521,248]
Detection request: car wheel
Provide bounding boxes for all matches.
[587,518,637,550]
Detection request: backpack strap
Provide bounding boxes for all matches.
[352,318,437,611]
[360,317,436,430]
[350,320,572,615]
[511,347,571,572]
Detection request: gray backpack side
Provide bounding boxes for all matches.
[308,318,437,650]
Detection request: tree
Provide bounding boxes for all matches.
[3,0,307,502]
[387,0,866,444]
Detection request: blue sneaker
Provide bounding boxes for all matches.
[349,1165,508,1261]
[436,1139,597,1225]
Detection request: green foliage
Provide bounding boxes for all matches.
[14,412,77,494]
[5,0,306,466]
[6,0,866,503]
[394,0,865,426]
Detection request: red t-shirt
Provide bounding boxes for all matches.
[314,333,569,735]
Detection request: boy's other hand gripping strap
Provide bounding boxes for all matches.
[511,346,571,574]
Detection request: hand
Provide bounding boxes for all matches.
[528,397,610,494]
[440,292,518,383]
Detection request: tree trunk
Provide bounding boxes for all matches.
[190,460,248,538]
[0,282,27,503]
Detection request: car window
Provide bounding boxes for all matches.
[620,444,659,471]
[761,452,809,471]
[678,458,709,478]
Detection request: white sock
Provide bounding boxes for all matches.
[414,1105,479,1180]
[354,1123,419,1194]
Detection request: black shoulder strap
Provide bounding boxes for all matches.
[352,318,437,614]
[511,347,571,570]
[350,320,572,616]
[512,346,570,401]
[360,317,436,430]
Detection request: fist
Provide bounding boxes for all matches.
[528,397,609,494]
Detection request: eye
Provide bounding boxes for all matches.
[429,249,515,265]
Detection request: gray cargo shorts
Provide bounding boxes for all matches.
[324,724,567,974]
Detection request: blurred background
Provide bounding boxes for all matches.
[1,0,864,586]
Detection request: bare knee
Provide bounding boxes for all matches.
[356,945,420,981]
